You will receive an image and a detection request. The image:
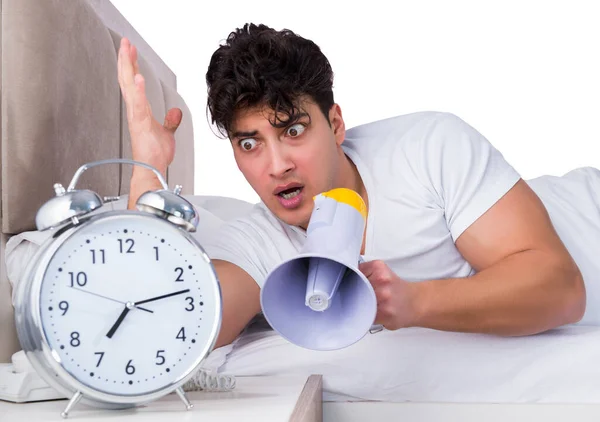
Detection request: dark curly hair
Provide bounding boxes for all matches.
[206,23,335,138]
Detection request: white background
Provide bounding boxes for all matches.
[110,0,599,203]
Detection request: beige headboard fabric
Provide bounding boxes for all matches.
[0,0,195,361]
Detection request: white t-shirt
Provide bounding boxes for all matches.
[202,111,600,324]
[203,111,521,284]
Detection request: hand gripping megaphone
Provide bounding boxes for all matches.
[260,188,379,351]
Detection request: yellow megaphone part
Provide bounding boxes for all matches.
[316,188,367,220]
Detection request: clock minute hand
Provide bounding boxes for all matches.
[134,289,191,306]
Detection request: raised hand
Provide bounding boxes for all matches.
[117,37,183,207]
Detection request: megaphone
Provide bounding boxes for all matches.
[261,188,379,351]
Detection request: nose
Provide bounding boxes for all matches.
[267,141,294,178]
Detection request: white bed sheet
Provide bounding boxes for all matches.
[218,317,600,404]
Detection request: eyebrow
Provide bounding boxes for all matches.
[230,130,258,140]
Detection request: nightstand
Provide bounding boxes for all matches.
[0,374,322,421]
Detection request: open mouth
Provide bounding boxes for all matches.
[277,186,303,200]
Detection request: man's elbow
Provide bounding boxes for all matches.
[560,264,586,325]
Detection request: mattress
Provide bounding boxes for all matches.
[213,317,600,404]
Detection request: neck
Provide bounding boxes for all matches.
[339,153,368,211]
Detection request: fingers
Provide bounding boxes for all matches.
[359,260,392,286]
[118,38,136,100]
[164,108,183,133]
[131,73,152,130]
[130,43,140,76]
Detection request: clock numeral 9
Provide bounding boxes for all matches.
[59,301,69,315]
[70,331,80,347]
[176,327,186,342]
[185,297,194,312]
[155,350,166,365]
[69,271,87,287]
[118,238,135,254]
[90,249,106,264]
[174,267,184,282]
[125,359,135,375]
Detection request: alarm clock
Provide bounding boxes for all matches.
[13,159,222,418]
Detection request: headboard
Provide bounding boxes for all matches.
[0,0,195,361]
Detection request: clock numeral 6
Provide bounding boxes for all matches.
[70,331,81,347]
[125,359,135,375]
[155,350,166,365]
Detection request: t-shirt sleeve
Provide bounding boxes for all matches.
[415,112,521,241]
[198,215,282,289]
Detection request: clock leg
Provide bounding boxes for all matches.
[60,390,83,418]
[175,387,194,410]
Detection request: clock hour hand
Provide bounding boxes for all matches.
[133,289,191,306]
[106,306,130,339]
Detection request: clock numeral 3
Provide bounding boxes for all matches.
[125,359,135,375]
[70,331,81,347]
[176,327,186,342]
[185,297,194,312]
[69,271,87,287]
[118,238,135,254]
[174,267,184,282]
[90,249,106,264]
[155,350,166,365]
[95,352,105,367]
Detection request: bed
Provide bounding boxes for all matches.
[3,1,600,421]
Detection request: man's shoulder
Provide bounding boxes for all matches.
[345,110,455,140]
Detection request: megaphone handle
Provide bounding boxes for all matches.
[369,324,383,334]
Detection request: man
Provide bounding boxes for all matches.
[117,23,593,350]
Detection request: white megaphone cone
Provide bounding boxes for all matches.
[260,188,378,351]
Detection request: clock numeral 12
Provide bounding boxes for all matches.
[118,238,135,254]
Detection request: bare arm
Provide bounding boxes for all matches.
[413,179,586,335]
[212,260,261,349]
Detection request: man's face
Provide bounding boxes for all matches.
[229,99,346,228]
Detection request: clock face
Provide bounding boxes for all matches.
[38,212,221,396]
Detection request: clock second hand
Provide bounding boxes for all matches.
[69,286,153,313]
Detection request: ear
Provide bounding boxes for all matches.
[329,104,346,146]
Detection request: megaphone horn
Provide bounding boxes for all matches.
[260,188,378,351]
